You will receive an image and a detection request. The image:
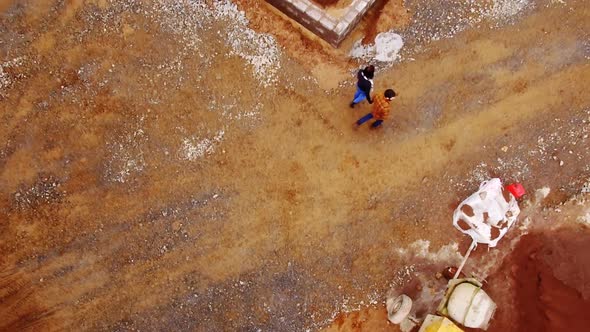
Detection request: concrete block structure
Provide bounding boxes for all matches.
[265,0,377,47]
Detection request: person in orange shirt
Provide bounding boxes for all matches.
[354,89,396,129]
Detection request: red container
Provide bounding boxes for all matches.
[506,183,526,199]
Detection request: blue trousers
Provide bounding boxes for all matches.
[352,86,367,104]
[356,113,383,128]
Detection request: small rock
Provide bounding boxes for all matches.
[443,266,459,280]
[559,160,564,166]
[172,221,182,231]
[435,272,443,279]
[535,187,550,202]
[501,146,508,152]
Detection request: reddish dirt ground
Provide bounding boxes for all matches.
[486,227,590,332]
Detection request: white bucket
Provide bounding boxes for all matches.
[446,282,496,330]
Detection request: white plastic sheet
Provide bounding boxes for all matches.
[452,178,520,248]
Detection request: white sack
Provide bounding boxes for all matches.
[452,178,520,247]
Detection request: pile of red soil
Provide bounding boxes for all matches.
[486,227,590,332]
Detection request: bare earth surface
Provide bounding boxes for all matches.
[1,0,589,331]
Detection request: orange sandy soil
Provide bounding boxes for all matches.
[1,0,589,331]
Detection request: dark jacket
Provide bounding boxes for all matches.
[357,68,374,103]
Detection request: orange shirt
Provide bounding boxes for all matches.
[371,92,391,120]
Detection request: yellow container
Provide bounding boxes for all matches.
[418,314,464,332]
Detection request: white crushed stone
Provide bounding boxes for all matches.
[0,67,9,90]
[403,0,534,50]
[528,109,590,164]
[349,41,373,62]
[495,156,530,180]
[104,117,149,183]
[388,264,417,289]
[396,240,462,264]
[120,0,281,88]
[213,1,281,87]
[458,155,530,190]
[180,130,225,161]
[214,97,263,124]
[0,56,25,93]
[578,208,590,224]
[485,0,530,21]
[348,0,535,65]
[350,32,404,64]
[86,1,274,174]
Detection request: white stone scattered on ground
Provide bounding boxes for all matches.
[211,1,281,87]
[396,240,462,264]
[0,56,25,94]
[125,0,281,88]
[485,0,531,21]
[180,130,225,161]
[350,32,404,64]
[579,209,590,224]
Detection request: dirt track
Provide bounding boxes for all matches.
[1,0,589,331]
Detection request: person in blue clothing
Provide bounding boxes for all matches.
[349,65,375,108]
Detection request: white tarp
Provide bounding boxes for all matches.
[452,178,520,248]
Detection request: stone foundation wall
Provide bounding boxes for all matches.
[265,0,376,47]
